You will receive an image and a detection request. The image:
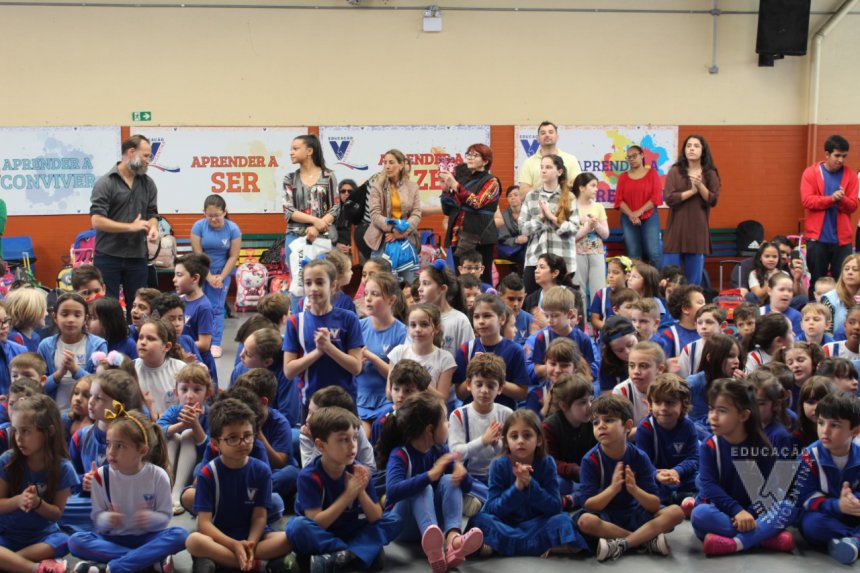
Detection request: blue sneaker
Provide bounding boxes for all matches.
[829,537,860,565]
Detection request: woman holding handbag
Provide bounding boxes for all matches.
[363,149,422,283]
[438,143,501,286]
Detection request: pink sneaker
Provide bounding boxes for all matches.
[681,497,696,519]
[421,525,446,573]
[760,530,795,553]
[703,534,738,556]
[445,528,484,568]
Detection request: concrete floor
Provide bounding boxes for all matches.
[64,313,842,572]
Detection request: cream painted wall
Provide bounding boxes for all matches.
[0,0,857,126]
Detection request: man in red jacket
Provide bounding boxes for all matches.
[801,135,859,297]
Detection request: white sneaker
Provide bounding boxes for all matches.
[211,346,223,358]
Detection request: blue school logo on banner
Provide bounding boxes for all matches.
[520,138,539,157]
[328,137,367,171]
[148,140,181,173]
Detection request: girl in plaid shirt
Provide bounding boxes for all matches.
[518,155,580,295]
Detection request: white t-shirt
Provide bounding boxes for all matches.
[613,379,650,426]
[54,338,87,410]
[135,357,186,416]
[440,309,475,359]
[448,403,513,478]
[91,463,172,536]
[833,453,849,472]
[388,344,457,403]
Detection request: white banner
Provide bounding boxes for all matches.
[144,127,308,214]
[514,125,678,207]
[0,126,121,215]
[319,125,491,213]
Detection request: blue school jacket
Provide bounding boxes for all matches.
[798,440,860,516]
[483,455,562,523]
[696,435,775,518]
[635,415,699,492]
[385,443,472,508]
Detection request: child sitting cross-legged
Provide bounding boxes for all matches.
[185,397,293,573]
[576,394,685,562]
[286,406,400,573]
[797,392,860,564]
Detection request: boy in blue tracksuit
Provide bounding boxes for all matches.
[525,286,598,383]
[576,394,685,561]
[497,274,534,346]
[634,374,699,511]
[185,397,292,571]
[234,368,300,508]
[173,254,219,387]
[797,393,860,564]
[659,285,705,359]
[287,406,399,571]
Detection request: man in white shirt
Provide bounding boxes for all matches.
[517,121,582,195]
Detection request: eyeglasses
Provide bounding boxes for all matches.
[465,152,482,159]
[462,265,483,272]
[0,319,10,327]
[220,433,255,447]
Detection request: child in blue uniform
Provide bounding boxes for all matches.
[157,363,212,514]
[235,368,300,513]
[233,328,300,429]
[497,274,534,346]
[691,378,797,556]
[185,397,293,572]
[173,253,218,386]
[287,406,399,571]
[634,374,699,515]
[378,392,483,572]
[151,294,204,366]
[0,395,78,573]
[283,258,363,414]
[471,409,587,557]
[797,393,860,564]
[525,286,598,383]
[576,394,685,561]
[659,284,705,359]
[597,316,638,394]
[454,294,529,410]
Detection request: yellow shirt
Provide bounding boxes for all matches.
[390,185,402,220]
[517,149,582,189]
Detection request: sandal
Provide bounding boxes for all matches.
[445,528,484,568]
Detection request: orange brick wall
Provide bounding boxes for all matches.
[12,124,860,287]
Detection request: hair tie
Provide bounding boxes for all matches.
[608,256,633,273]
[106,351,124,367]
[432,259,448,272]
[91,351,107,364]
[104,400,148,448]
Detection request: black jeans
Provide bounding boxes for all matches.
[806,240,852,298]
[93,252,148,317]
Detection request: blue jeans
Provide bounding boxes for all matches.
[393,475,464,540]
[93,252,148,314]
[203,273,231,346]
[662,253,705,285]
[621,213,662,268]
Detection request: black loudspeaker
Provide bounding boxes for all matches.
[756,0,811,60]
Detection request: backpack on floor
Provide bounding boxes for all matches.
[71,229,97,267]
[268,272,290,295]
[235,262,268,312]
[147,216,176,269]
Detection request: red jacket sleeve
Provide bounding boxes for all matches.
[800,164,836,211]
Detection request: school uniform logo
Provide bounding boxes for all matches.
[184,315,191,325]
[329,328,341,339]
[383,344,392,354]
[221,239,229,247]
[36,482,47,497]
[143,493,156,509]
[246,487,258,502]
[672,442,685,454]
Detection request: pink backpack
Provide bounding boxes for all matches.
[235,262,268,311]
[71,229,97,267]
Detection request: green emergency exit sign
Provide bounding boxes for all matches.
[132,111,152,122]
